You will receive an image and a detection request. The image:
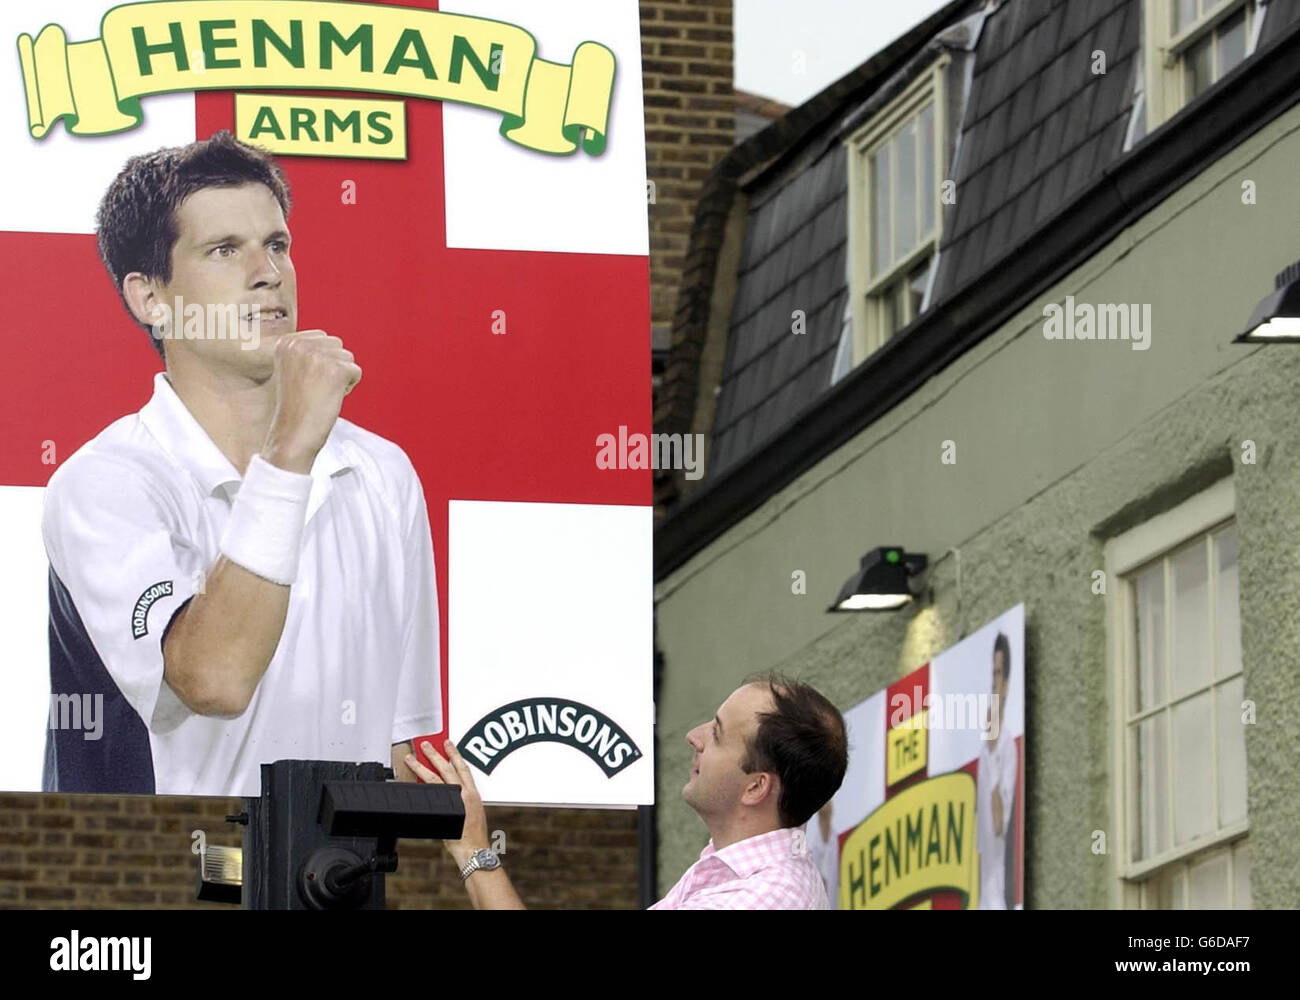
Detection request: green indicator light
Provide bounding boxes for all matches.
[885,549,901,564]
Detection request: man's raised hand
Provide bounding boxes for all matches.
[407,740,491,866]
[261,330,361,474]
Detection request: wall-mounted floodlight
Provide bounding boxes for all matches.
[1234,260,1300,343]
[829,546,928,612]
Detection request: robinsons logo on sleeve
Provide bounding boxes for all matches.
[130,580,173,639]
[459,698,642,777]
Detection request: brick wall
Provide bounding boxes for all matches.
[0,793,639,909]
[642,0,736,424]
[0,0,732,912]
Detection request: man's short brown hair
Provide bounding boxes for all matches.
[95,130,292,358]
[741,672,848,828]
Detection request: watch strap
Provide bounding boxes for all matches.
[459,849,499,881]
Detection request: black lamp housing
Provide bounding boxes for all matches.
[828,546,928,612]
[1234,259,1300,343]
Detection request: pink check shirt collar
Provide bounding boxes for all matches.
[650,827,828,909]
[698,828,802,876]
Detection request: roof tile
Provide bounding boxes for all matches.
[1034,158,1072,226]
[1006,121,1043,200]
[1031,101,1070,178]
[1008,175,1045,244]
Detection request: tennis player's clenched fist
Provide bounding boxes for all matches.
[261,330,362,474]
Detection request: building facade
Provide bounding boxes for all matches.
[654,0,1300,908]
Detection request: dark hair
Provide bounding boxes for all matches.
[740,672,848,828]
[95,130,292,359]
[993,632,1011,679]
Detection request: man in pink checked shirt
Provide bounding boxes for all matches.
[408,672,848,910]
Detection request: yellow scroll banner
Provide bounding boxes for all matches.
[838,771,979,910]
[16,1,616,156]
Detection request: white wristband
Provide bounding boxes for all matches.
[220,454,313,585]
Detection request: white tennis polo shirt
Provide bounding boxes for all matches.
[42,372,441,797]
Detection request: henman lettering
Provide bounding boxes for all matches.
[839,772,978,909]
[16,2,617,158]
[460,698,642,777]
[130,18,504,87]
[851,801,967,899]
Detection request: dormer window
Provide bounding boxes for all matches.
[845,59,948,366]
[1144,1,1262,127]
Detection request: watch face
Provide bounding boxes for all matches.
[477,849,501,870]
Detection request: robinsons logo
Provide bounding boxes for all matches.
[131,580,173,639]
[459,698,642,777]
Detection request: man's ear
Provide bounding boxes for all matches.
[123,271,166,330]
[741,771,777,809]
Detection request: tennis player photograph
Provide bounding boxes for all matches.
[41,130,441,796]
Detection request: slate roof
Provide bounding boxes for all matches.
[1261,0,1300,44]
[652,0,969,513]
[705,0,1156,476]
[696,0,1300,485]
[709,150,848,475]
[932,0,1138,298]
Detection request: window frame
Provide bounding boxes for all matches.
[1104,476,1250,908]
[844,57,948,365]
[1143,0,1261,129]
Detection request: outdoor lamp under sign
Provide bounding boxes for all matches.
[828,546,928,612]
[1234,259,1300,343]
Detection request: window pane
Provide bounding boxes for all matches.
[1145,865,1188,908]
[1233,839,1252,908]
[1166,867,1187,908]
[895,119,917,260]
[1134,714,1169,860]
[1134,563,1166,711]
[1188,848,1230,908]
[880,281,904,340]
[1172,692,1214,845]
[1171,539,1211,700]
[1129,95,1146,145]
[1216,676,1248,827]
[1185,35,1213,100]
[1174,0,1197,33]
[907,259,930,322]
[919,103,936,237]
[872,146,891,275]
[830,319,853,385]
[1214,525,1241,679]
[1216,10,1247,79]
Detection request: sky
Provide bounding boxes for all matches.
[735,0,954,106]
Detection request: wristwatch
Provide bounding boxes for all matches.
[459,848,502,881]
